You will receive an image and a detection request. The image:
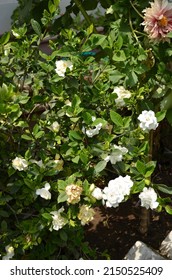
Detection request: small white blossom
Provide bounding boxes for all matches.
[78,205,95,225]
[106,5,114,14]
[36,183,51,200]
[139,187,159,210]
[50,121,60,132]
[102,175,133,208]
[104,145,128,165]
[50,207,67,231]
[65,99,72,106]
[2,245,14,260]
[85,124,102,138]
[113,86,131,107]
[138,110,159,132]
[55,60,73,77]
[12,157,28,171]
[92,187,103,200]
[82,116,102,138]
[30,159,44,167]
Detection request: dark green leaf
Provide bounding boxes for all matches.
[31,19,42,36]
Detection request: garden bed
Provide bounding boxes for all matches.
[85,199,172,259]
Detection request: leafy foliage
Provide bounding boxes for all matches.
[1,0,172,260]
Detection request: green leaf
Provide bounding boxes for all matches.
[33,124,39,136]
[86,24,94,36]
[145,161,156,178]
[109,73,125,83]
[110,110,123,126]
[1,220,7,231]
[136,160,146,175]
[156,184,172,195]
[35,131,45,139]
[113,50,126,61]
[41,213,52,220]
[72,155,80,163]
[125,71,138,87]
[69,130,82,141]
[48,0,56,14]
[167,31,172,38]
[58,192,68,203]
[21,134,33,141]
[0,32,10,45]
[165,205,172,215]
[156,110,166,122]
[94,160,107,173]
[60,230,68,241]
[0,210,9,217]
[31,19,42,36]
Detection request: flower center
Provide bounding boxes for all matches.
[158,16,168,27]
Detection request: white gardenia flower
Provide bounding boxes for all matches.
[12,157,28,171]
[50,207,67,231]
[82,116,102,138]
[78,205,95,226]
[36,183,51,200]
[102,175,133,208]
[55,60,73,77]
[2,245,14,260]
[139,187,159,210]
[138,110,159,132]
[113,86,131,107]
[85,123,102,138]
[50,121,60,132]
[104,145,128,165]
[92,187,103,200]
[110,145,128,164]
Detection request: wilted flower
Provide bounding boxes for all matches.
[2,245,14,260]
[138,110,159,132]
[91,187,103,200]
[50,207,67,231]
[113,86,131,107]
[65,184,83,204]
[102,175,133,208]
[36,183,51,200]
[78,205,95,225]
[142,0,172,41]
[139,187,159,209]
[12,157,28,171]
[55,60,73,77]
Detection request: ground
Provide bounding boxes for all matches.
[84,121,172,260]
[85,200,172,259]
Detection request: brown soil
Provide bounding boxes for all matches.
[84,198,172,259]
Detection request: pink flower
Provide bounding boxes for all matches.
[142,0,172,41]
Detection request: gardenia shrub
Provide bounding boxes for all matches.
[1,0,172,260]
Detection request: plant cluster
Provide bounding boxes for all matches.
[1,0,172,259]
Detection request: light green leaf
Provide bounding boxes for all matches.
[110,110,123,126]
[58,192,68,203]
[95,160,107,173]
